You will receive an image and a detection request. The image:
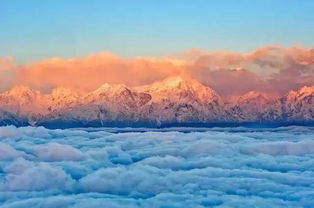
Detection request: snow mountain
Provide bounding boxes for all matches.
[0,77,313,127]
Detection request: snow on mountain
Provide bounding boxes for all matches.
[137,76,225,124]
[86,83,151,108]
[257,86,314,122]
[51,87,78,101]
[0,86,50,125]
[138,76,221,103]
[49,87,79,110]
[44,83,152,125]
[0,85,41,106]
[0,78,313,127]
[283,86,314,121]
[226,91,277,122]
[0,85,47,116]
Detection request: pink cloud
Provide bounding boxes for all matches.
[0,45,313,96]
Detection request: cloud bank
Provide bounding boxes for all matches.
[0,126,314,207]
[1,45,313,96]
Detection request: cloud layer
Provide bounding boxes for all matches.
[0,126,314,207]
[1,45,313,95]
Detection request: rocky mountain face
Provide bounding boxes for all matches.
[260,86,314,123]
[0,77,313,127]
[224,91,281,123]
[137,77,225,124]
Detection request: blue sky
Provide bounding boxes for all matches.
[1,0,314,63]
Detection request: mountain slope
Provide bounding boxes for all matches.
[254,86,314,123]
[137,76,225,124]
[0,78,313,127]
[225,91,276,122]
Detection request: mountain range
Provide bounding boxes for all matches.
[0,76,313,128]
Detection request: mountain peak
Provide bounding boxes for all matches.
[0,82,314,126]
[146,76,208,92]
[160,76,187,87]
[89,83,131,99]
[287,86,314,99]
[138,76,221,104]
[6,85,40,98]
[299,86,314,95]
[94,83,127,93]
[51,87,77,99]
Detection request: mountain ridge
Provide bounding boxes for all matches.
[0,76,313,128]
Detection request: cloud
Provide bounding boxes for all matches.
[0,143,25,160]
[13,53,186,93]
[242,140,314,156]
[7,164,74,192]
[0,126,22,139]
[136,155,184,170]
[190,45,314,95]
[0,45,313,96]
[4,158,34,174]
[1,126,314,207]
[1,158,75,192]
[0,125,52,140]
[33,143,87,161]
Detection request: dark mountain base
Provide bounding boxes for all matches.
[4,120,314,129]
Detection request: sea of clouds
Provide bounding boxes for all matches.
[0,126,314,207]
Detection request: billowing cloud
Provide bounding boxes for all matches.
[0,143,25,160]
[2,158,75,191]
[190,45,314,95]
[242,140,314,156]
[13,53,187,93]
[1,45,313,96]
[0,126,314,207]
[33,142,86,161]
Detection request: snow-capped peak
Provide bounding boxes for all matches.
[139,76,220,104]
[6,85,40,98]
[92,83,129,97]
[144,76,203,91]
[51,87,77,99]
[297,86,314,97]
[1,85,42,106]
[286,86,314,101]
[0,80,313,127]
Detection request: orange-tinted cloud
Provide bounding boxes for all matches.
[190,45,314,95]
[1,45,313,96]
[14,53,188,92]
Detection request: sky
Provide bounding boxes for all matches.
[0,0,313,95]
[1,0,314,64]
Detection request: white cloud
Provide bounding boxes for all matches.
[242,140,314,155]
[1,160,75,191]
[33,142,86,161]
[0,126,314,207]
[0,143,25,160]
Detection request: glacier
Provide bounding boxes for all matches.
[0,125,314,207]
